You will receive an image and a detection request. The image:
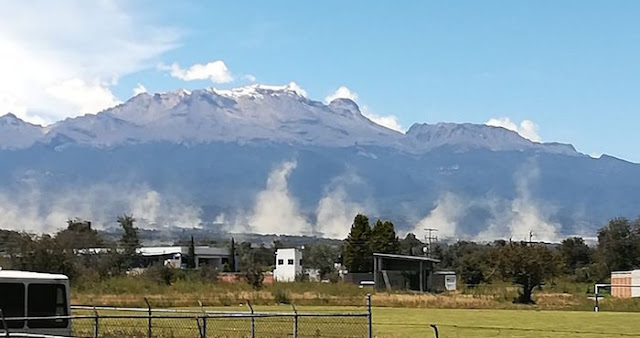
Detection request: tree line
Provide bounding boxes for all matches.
[339,214,640,303]
[2,213,640,302]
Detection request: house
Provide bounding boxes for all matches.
[611,270,640,298]
[138,246,234,270]
[274,248,302,282]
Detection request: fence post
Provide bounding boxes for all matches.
[247,300,255,338]
[366,294,372,338]
[429,324,439,338]
[198,300,207,338]
[291,304,298,338]
[0,309,9,338]
[93,306,100,338]
[144,297,152,338]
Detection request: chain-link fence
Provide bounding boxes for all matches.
[1,296,372,338]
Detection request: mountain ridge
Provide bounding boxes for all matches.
[1,84,585,159]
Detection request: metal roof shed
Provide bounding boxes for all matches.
[372,253,440,292]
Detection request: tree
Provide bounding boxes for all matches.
[187,235,196,269]
[343,214,372,272]
[597,218,639,272]
[303,244,340,279]
[229,237,236,272]
[370,220,401,254]
[458,254,488,286]
[497,242,560,304]
[399,233,423,256]
[56,219,103,249]
[558,237,592,273]
[11,233,77,279]
[243,262,265,289]
[117,214,139,267]
[442,241,493,286]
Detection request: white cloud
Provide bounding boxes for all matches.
[486,117,541,142]
[362,106,404,133]
[133,83,148,96]
[0,1,179,124]
[46,78,121,115]
[324,86,358,103]
[167,60,233,83]
[284,82,308,98]
[244,74,257,83]
[325,86,404,133]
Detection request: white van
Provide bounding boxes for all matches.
[0,270,71,336]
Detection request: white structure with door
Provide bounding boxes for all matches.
[274,248,302,282]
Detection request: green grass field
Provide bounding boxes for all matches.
[371,307,640,338]
[74,305,640,338]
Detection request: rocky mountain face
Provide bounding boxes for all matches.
[0,85,637,241]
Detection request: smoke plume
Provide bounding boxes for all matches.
[0,184,203,233]
[244,161,313,235]
[409,160,561,242]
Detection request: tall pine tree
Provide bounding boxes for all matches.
[370,220,401,254]
[187,235,196,268]
[343,214,372,272]
[229,237,236,272]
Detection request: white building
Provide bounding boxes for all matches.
[274,248,302,282]
[137,246,233,270]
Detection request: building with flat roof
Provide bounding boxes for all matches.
[137,246,233,270]
[372,253,448,292]
[274,248,302,282]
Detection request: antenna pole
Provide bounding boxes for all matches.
[424,228,438,257]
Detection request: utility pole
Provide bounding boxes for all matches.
[424,228,438,257]
[528,230,533,245]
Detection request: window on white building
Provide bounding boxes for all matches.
[288,259,294,265]
[278,259,284,265]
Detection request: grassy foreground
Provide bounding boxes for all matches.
[73,305,640,337]
[371,307,640,338]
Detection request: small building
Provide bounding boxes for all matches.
[430,271,457,292]
[611,270,640,298]
[372,253,440,292]
[138,246,233,271]
[274,248,302,282]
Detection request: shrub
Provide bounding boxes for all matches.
[222,263,231,272]
[272,288,291,304]
[199,265,219,282]
[143,264,177,285]
[243,263,265,289]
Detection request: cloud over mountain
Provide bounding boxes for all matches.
[0,1,179,125]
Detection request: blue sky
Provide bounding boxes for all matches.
[1,1,639,161]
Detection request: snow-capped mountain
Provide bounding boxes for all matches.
[3,84,579,157]
[404,123,578,156]
[0,113,45,149]
[40,85,402,149]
